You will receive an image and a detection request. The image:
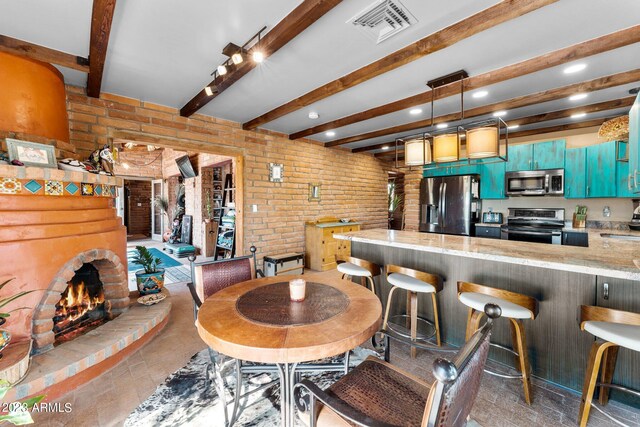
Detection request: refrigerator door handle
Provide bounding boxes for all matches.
[440,183,447,228]
[421,204,428,223]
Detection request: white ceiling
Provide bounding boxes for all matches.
[0,0,639,151]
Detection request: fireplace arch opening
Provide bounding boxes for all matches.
[31,249,129,354]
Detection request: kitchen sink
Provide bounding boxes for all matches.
[600,233,640,241]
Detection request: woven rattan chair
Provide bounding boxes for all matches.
[295,303,501,427]
[187,247,276,427]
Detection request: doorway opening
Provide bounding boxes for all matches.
[113,141,241,258]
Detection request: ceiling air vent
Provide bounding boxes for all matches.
[348,0,417,44]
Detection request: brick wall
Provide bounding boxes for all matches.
[61,86,388,259]
[126,180,151,237]
[403,167,423,231]
[113,149,163,178]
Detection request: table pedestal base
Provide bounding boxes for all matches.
[274,351,351,427]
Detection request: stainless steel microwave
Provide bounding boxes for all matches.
[505,169,564,196]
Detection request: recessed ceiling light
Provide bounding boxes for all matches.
[325,131,336,137]
[472,90,488,99]
[381,146,390,150]
[409,108,423,115]
[508,124,520,130]
[569,93,588,101]
[571,113,587,119]
[436,123,448,129]
[308,111,319,120]
[564,63,587,74]
[493,111,507,117]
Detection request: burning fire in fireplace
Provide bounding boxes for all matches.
[53,264,110,343]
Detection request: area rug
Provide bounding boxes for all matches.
[127,247,182,271]
[125,347,380,427]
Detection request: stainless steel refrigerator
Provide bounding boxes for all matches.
[419,175,480,236]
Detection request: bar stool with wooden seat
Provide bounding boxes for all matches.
[336,255,380,296]
[382,264,444,358]
[577,305,640,427]
[457,281,539,404]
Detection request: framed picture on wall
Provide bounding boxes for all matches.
[6,139,57,168]
[269,163,283,182]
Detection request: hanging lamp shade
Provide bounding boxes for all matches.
[467,126,499,159]
[404,138,431,166]
[433,134,458,162]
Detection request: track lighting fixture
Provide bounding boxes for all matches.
[231,53,243,65]
[252,51,264,63]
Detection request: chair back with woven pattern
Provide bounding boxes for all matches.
[422,303,501,427]
[187,255,255,308]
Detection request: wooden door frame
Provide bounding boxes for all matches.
[111,131,245,255]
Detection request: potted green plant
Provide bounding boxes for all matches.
[0,278,45,426]
[153,196,172,242]
[132,246,164,295]
[0,278,35,358]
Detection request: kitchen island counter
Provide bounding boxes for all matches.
[334,228,640,401]
[334,228,640,281]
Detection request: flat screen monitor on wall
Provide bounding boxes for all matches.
[176,155,197,178]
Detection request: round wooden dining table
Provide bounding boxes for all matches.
[196,272,382,427]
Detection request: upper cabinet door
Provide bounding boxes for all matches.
[615,141,635,198]
[586,141,617,198]
[629,95,640,193]
[533,140,565,170]
[564,147,586,199]
[506,144,533,171]
[480,161,507,199]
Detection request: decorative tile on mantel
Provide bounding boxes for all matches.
[0,164,123,186]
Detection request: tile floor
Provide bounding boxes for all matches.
[31,269,638,427]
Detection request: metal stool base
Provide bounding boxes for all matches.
[386,314,437,342]
[587,383,640,427]
[483,342,531,380]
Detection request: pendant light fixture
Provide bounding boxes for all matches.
[466,125,499,158]
[427,71,467,163]
[403,134,431,165]
[394,69,508,170]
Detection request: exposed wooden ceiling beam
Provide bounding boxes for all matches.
[340,69,640,150]
[508,97,634,127]
[87,0,117,98]
[375,116,613,160]
[291,25,640,141]
[242,0,558,131]
[180,0,344,118]
[0,35,89,72]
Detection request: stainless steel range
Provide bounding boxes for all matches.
[500,208,565,245]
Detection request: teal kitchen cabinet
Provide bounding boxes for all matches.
[629,94,640,193]
[617,142,635,198]
[479,161,507,199]
[564,147,587,199]
[506,144,533,172]
[506,140,565,171]
[585,141,617,198]
[533,140,565,170]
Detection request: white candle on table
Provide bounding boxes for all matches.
[289,279,306,302]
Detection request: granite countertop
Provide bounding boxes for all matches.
[334,228,640,281]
